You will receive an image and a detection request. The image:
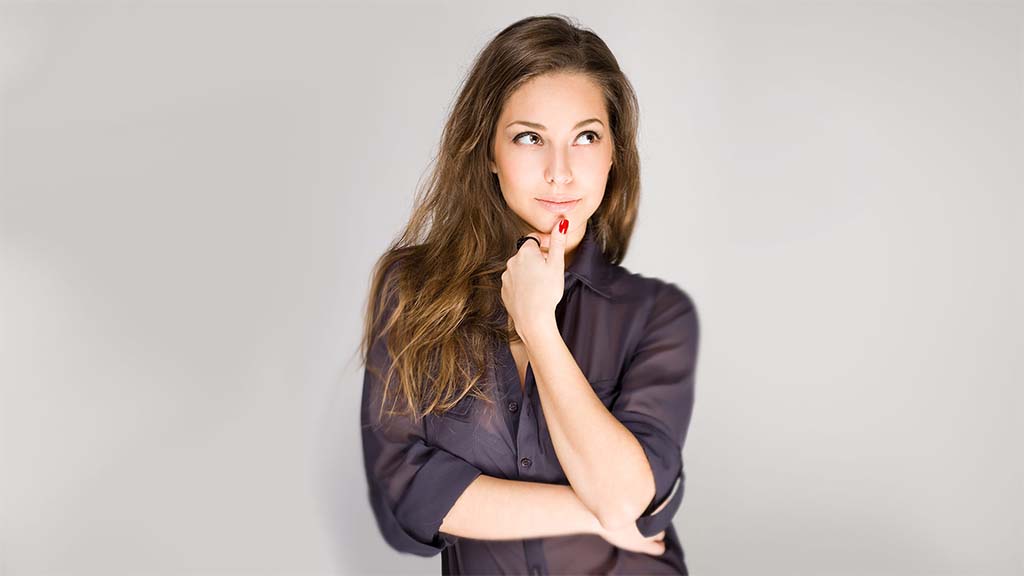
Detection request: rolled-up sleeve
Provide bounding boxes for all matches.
[360,265,484,557]
[611,280,700,537]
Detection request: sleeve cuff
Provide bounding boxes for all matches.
[618,414,686,537]
[635,468,684,537]
[391,447,484,556]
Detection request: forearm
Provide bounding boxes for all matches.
[439,474,603,540]
[523,317,654,529]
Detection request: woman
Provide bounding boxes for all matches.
[360,14,699,575]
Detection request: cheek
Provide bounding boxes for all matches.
[583,190,606,217]
[579,149,613,179]
[497,155,540,201]
[495,145,611,205]
[582,154,611,212]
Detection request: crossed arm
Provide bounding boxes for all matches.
[438,470,675,541]
[364,272,696,551]
[520,316,656,530]
[435,321,657,541]
[439,474,602,540]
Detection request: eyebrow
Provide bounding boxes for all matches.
[506,118,605,131]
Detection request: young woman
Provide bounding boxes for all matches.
[360,14,699,575]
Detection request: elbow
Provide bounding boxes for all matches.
[596,498,645,533]
[369,497,448,557]
[596,479,656,533]
[597,511,631,533]
[385,540,443,558]
[379,522,448,558]
[381,532,423,556]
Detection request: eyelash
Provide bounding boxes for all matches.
[513,130,602,146]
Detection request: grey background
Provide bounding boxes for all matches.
[1,1,1021,575]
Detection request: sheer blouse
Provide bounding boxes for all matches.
[361,221,700,575]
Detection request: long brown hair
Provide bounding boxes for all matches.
[360,14,642,424]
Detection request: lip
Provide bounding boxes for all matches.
[535,198,581,213]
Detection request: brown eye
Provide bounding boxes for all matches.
[513,130,601,146]
[513,132,541,145]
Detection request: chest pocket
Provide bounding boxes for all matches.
[437,393,477,422]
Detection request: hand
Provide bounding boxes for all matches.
[500,218,569,344]
[596,522,667,556]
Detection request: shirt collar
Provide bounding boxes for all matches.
[564,220,615,299]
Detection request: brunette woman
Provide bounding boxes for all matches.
[360,14,699,575]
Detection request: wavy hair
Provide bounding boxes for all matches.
[360,14,642,424]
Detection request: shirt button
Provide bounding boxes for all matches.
[508,400,519,412]
[520,457,532,469]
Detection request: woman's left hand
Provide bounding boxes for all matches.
[501,217,569,344]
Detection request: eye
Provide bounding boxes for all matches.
[513,132,542,145]
[512,130,603,146]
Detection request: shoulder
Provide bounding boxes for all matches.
[605,263,697,317]
[602,264,700,352]
[367,250,416,339]
[371,248,418,309]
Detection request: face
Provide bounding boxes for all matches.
[490,72,614,248]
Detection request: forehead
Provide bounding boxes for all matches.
[499,73,607,127]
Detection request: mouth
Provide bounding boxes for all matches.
[535,198,581,213]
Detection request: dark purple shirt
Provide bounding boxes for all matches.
[361,221,700,575]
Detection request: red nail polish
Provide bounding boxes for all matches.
[559,219,569,234]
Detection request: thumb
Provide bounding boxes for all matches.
[547,218,568,270]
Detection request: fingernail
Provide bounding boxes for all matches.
[559,219,569,234]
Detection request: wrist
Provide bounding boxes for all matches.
[520,314,558,349]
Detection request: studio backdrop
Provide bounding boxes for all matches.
[1,2,1021,575]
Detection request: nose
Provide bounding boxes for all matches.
[545,145,573,185]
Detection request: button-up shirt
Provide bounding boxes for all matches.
[361,221,700,575]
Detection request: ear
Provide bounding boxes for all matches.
[490,161,498,174]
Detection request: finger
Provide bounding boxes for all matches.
[522,234,543,256]
[547,217,568,270]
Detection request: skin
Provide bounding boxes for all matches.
[490,71,614,264]
[495,71,659,525]
[438,475,666,555]
[440,73,666,555]
[498,73,667,548]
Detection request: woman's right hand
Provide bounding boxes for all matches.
[596,522,666,556]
